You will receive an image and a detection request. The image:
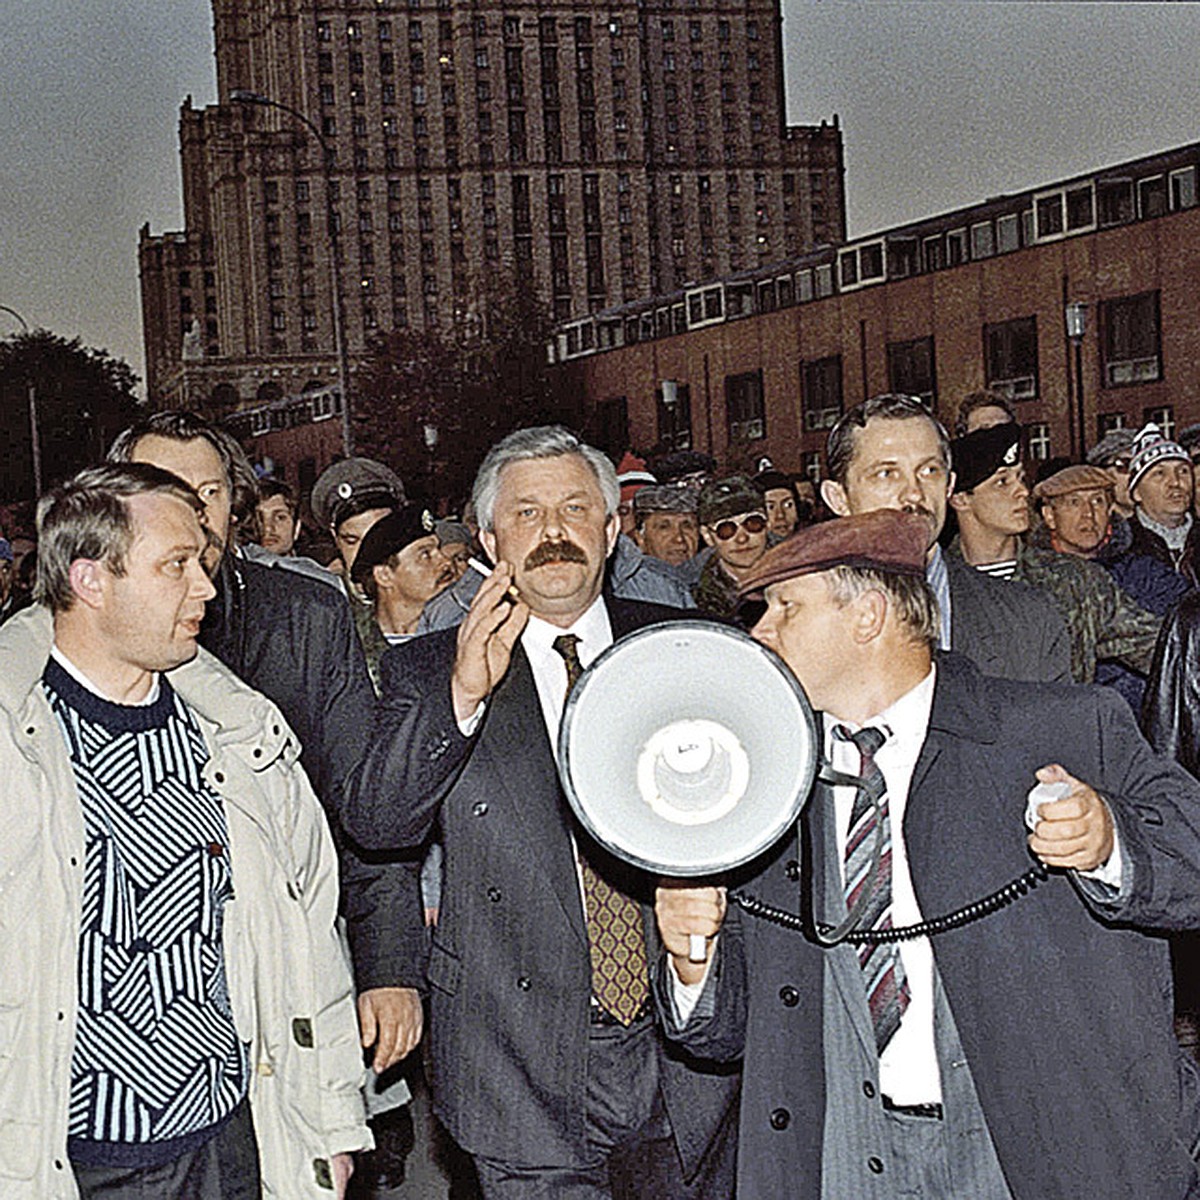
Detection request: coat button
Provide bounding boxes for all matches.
[292,1016,314,1047]
[862,1080,876,1099]
[769,1107,790,1130]
[487,886,502,903]
[868,1156,884,1174]
[214,772,225,784]
[785,859,800,881]
[253,747,263,758]
[778,986,799,1007]
[517,976,532,991]
[472,801,488,816]
[313,1158,333,1189]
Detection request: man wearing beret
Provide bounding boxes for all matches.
[654,509,1200,1199]
[821,394,1071,683]
[948,422,1160,686]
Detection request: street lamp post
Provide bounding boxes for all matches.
[1065,302,1088,460]
[230,89,354,457]
[0,304,42,498]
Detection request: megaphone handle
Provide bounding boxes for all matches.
[688,933,708,963]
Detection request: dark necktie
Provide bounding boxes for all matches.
[553,633,649,1025]
[833,723,911,1054]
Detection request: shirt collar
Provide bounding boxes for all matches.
[49,644,162,707]
[523,594,612,668]
[822,663,936,752]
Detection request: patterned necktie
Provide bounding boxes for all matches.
[553,633,649,1025]
[833,724,911,1054]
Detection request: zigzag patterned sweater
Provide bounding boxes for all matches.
[42,656,249,1169]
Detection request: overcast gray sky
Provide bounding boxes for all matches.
[2,1,1198,395]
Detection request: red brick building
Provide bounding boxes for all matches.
[554,140,1200,480]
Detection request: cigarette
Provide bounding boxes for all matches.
[468,557,521,604]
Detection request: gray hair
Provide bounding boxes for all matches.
[826,394,951,488]
[824,564,939,650]
[472,425,620,532]
[108,409,261,532]
[35,463,204,615]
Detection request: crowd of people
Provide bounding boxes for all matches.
[5,390,1200,1198]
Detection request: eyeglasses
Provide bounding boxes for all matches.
[711,513,767,540]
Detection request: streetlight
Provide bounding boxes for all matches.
[0,304,42,498]
[423,421,439,508]
[230,89,354,457]
[1065,301,1088,460]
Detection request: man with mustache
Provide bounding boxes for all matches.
[340,425,738,1198]
[820,394,1071,683]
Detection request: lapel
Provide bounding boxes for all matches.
[479,643,589,948]
[807,779,878,1060]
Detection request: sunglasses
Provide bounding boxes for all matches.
[711,513,767,540]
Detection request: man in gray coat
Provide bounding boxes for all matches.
[821,394,1071,682]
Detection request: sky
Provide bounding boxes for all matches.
[2,1,1199,396]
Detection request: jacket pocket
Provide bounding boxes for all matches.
[427,938,460,997]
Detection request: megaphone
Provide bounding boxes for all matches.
[556,620,820,878]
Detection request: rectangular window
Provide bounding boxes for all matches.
[1144,405,1175,441]
[1171,166,1197,210]
[996,213,1020,254]
[1097,178,1134,226]
[1138,175,1169,219]
[1027,422,1051,462]
[887,337,936,408]
[985,316,1038,400]
[657,383,692,451]
[802,356,842,432]
[1101,291,1162,387]
[970,222,994,259]
[726,370,765,441]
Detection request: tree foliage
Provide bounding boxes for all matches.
[0,331,142,503]
[353,282,570,509]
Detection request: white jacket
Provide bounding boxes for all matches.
[0,607,369,1197]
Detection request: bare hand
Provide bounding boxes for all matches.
[332,1151,354,1199]
[656,880,726,986]
[357,987,424,1073]
[450,562,530,722]
[1027,763,1115,872]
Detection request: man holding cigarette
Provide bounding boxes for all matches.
[341,426,737,1198]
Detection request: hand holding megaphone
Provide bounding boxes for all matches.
[656,880,727,986]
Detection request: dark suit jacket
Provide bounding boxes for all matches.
[201,553,426,993]
[660,653,1200,1199]
[946,553,1072,683]
[342,597,739,1174]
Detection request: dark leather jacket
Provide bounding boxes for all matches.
[1142,589,1200,778]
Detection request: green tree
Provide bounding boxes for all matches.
[0,330,142,502]
[354,282,568,509]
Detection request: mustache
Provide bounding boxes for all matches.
[901,502,936,522]
[524,539,588,570]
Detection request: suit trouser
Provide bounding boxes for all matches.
[473,1012,728,1200]
[71,1099,261,1200]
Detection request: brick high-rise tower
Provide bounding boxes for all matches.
[139,1,845,424]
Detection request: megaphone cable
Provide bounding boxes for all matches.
[727,762,1052,945]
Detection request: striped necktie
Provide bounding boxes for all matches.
[553,633,649,1025]
[833,723,911,1054]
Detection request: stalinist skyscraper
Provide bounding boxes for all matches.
[139,0,844,421]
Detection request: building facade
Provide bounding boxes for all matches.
[139,0,845,457]
[554,140,1200,478]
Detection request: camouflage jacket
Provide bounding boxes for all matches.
[691,553,742,618]
[950,538,1162,683]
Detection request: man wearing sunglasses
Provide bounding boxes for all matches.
[692,475,770,617]
[1086,429,1137,522]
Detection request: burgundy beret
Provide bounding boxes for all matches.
[737,509,928,599]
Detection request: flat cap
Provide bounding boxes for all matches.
[738,509,928,599]
[1032,465,1114,504]
[350,503,437,586]
[697,475,764,526]
[950,423,1021,493]
[632,485,698,517]
[651,449,718,485]
[1086,428,1135,467]
[311,457,406,530]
